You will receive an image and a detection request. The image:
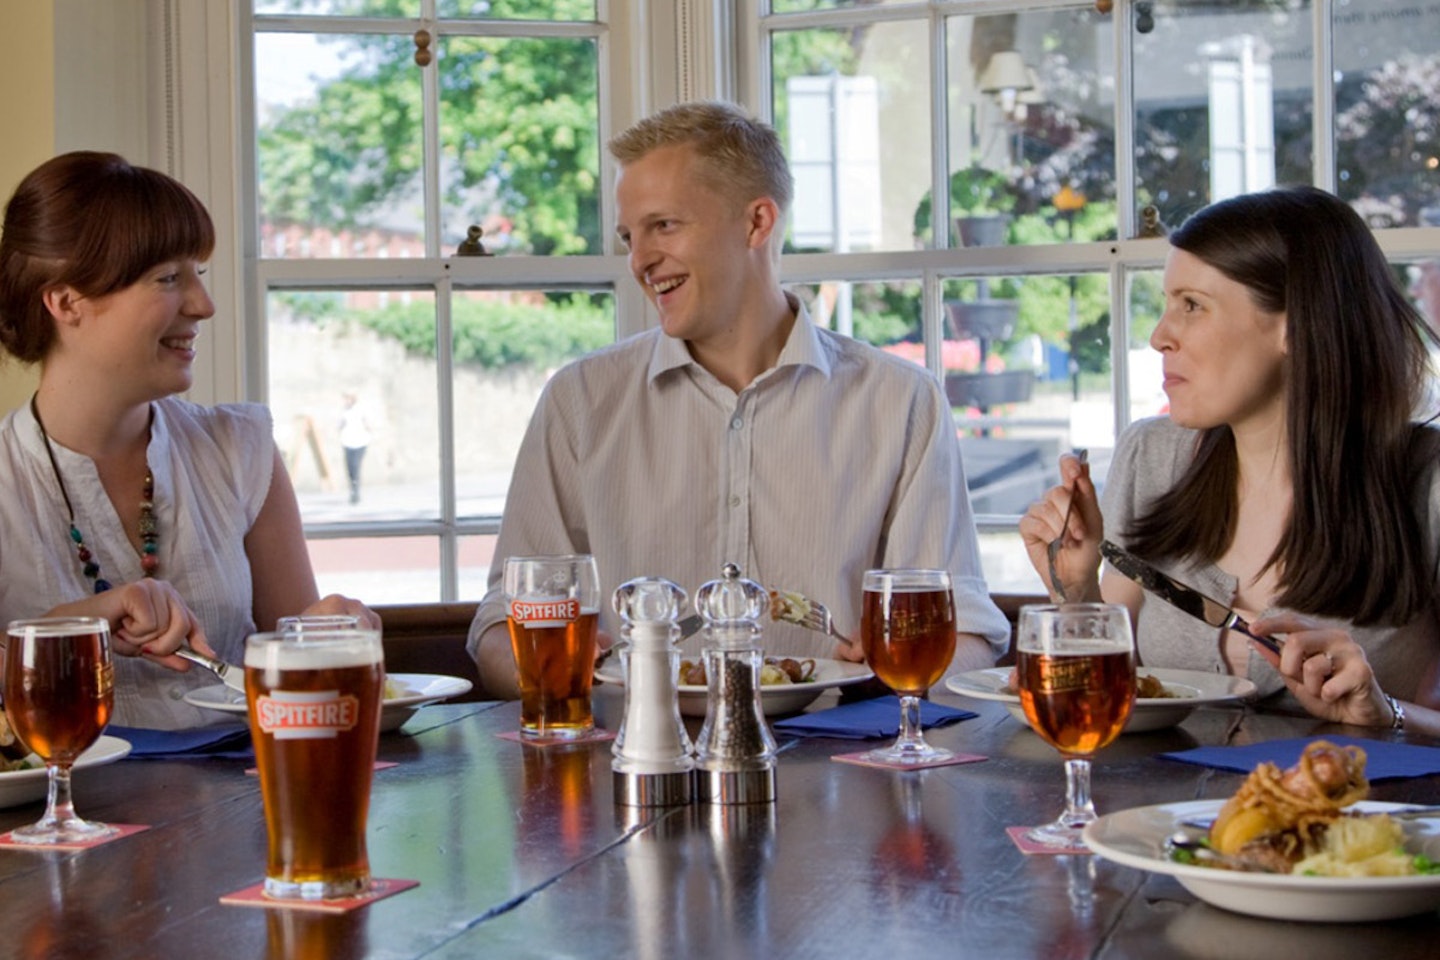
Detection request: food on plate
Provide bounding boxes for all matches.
[1135,673,1177,699]
[769,590,812,625]
[0,706,34,771]
[383,678,407,700]
[680,657,817,687]
[1002,671,1174,699]
[1187,740,1438,876]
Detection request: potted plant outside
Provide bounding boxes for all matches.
[912,165,1017,248]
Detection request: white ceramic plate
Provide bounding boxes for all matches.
[943,666,1257,733]
[183,673,474,733]
[1083,799,1440,922]
[0,736,133,810]
[595,657,874,717]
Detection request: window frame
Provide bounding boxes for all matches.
[161,0,1440,600]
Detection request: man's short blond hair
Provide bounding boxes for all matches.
[608,101,793,217]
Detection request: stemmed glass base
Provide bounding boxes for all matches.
[860,694,954,766]
[1024,757,1096,852]
[10,764,117,846]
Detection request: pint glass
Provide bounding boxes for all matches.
[275,615,361,635]
[504,555,600,740]
[245,629,384,899]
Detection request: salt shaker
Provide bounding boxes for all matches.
[692,563,778,804]
[611,576,694,807]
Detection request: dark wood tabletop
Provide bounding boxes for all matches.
[2,689,1438,959]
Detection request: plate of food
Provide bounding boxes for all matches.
[944,666,1257,733]
[1083,741,1440,922]
[183,673,473,733]
[594,656,873,717]
[0,736,133,809]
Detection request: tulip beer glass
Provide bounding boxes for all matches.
[504,554,600,740]
[859,569,957,764]
[3,617,116,844]
[245,628,384,899]
[1015,603,1136,851]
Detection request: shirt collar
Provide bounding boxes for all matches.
[646,292,832,384]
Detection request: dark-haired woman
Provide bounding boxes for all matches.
[0,151,376,729]
[1021,185,1440,736]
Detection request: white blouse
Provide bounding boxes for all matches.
[0,398,274,729]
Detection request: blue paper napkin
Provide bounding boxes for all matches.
[109,723,253,760]
[1162,735,1440,781]
[772,696,977,740]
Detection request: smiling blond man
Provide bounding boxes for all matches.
[468,101,1007,699]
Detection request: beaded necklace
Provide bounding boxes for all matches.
[31,396,159,594]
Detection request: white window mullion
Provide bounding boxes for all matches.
[436,272,458,601]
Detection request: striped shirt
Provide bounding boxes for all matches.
[469,302,1009,675]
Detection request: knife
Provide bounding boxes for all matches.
[1099,540,1281,655]
[175,646,248,696]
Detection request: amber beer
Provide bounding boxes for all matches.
[245,629,384,900]
[507,601,599,739]
[861,586,956,695]
[504,554,601,741]
[1016,649,1135,757]
[3,619,113,764]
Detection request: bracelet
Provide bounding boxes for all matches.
[1383,692,1406,731]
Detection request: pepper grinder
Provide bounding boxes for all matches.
[611,576,694,807]
[692,563,778,804]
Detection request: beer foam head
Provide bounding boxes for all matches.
[245,630,383,670]
[7,616,110,640]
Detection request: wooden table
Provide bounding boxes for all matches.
[2,691,1437,959]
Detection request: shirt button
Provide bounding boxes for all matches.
[729,495,741,507]
[169,687,185,700]
[730,417,743,430]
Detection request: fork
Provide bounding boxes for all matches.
[773,592,849,644]
[1047,448,1089,602]
[1164,832,1276,872]
[671,591,847,643]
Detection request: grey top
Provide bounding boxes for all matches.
[1101,417,1440,706]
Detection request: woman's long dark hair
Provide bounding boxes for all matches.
[1126,186,1430,625]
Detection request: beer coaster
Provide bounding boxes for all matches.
[496,728,615,747]
[0,823,149,851]
[246,760,399,777]
[1006,826,1092,855]
[220,877,420,913]
[831,750,987,771]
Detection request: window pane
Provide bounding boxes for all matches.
[308,536,441,605]
[452,289,615,520]
[269,289,441,521]
[255,0,415,15]
[791,280,922,354]
[772,19,929,253]
[256,32,425,259]
[438,36,601,255]
[1134,1,1314,233]
[977,529,1045,595]
[1125,267,1169,426]
[1333,0,1440,225]
[942,271,1113,516]
[458,533,499,600]
[940,9,1117,249]
[438,0,595,20]
[772,0,914,12]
